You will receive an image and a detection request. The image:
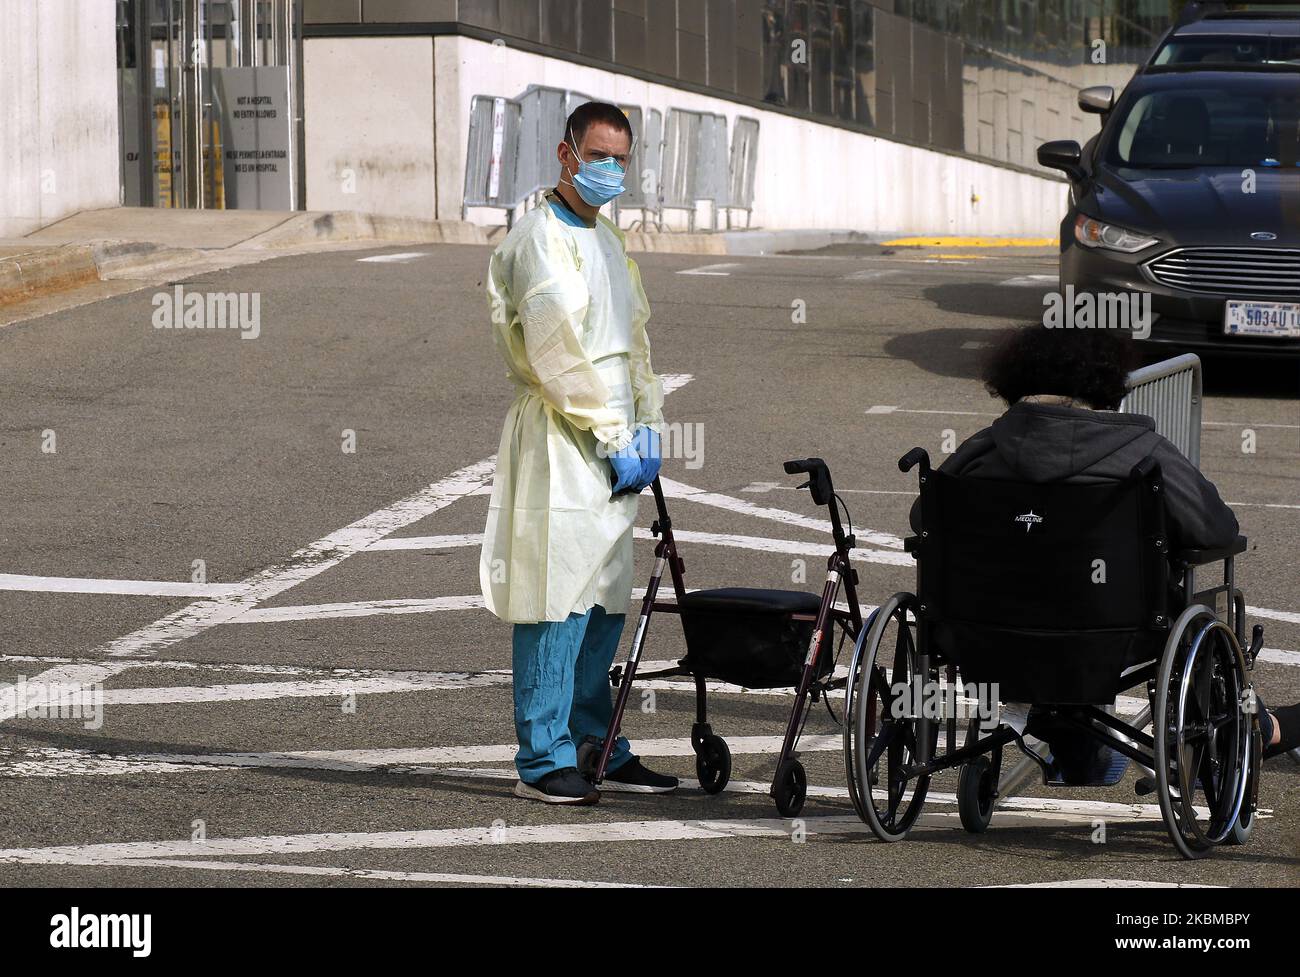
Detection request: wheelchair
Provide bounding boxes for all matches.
[842,448,1264,859]
[578,461,866,816]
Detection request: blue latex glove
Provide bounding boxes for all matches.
[608,443,642,494]
[632,426,662,489]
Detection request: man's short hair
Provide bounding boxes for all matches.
[564,101,634,148]
[984,325,1137,411]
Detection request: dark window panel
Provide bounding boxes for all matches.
[736,46,763,99]
[831,0,853,121]
[677,25,708,87]
[304,0,362,24]
[540,0,578,48]
[499,0,541,40]
[787,0,810,111]
[580,0,614,61]
[677,0,706,34]
[459,0,500,32]
[810,1,832,115]
[646,5,678,77]
[708,0,737,92]
[737,0,763,53]
[851,0,874,127]
[762,0,790,105]
[614,7,648,71]
[362,0,456,21]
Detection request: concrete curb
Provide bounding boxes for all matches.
[242,212,488,250]
[0,245,100,306]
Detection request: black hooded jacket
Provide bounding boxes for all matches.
[908,402,1239,553]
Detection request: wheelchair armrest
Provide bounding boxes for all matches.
[1172,535,1247,568]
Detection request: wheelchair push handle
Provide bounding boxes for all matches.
[899,447,931,476]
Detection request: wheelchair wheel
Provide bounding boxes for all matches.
[772,757,807,817]
[844,593,931,842]
[695,734,731,794]
[957,755,998,834]
[1154,606,1254,860]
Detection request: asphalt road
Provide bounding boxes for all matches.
[1,240,1296,887]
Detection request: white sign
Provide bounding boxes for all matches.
[489,97,506,201]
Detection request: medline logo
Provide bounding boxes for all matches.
[1015,510,1043,533]
[49,907,151,957]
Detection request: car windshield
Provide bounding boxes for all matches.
[1153,35,1300,66]
[1106,79,1300,168]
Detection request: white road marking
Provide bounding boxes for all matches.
[37,857,661,888]
[1259,648,1300,666]
[232,595,486,624]
[843,269,903,282]
[741,482,916,497]
[659,476,904,549]
[865,405,996,417]
[1204,421,1300,430]
[0,575,244,597]
[0,458,496,721]
[0,795,1220,867]
[356,252,429,264]
[981,879,1221,889]
[1001,275,1057,287]
[1247,605,1300,625]
[676,263,742,276]
[366,528,912,566]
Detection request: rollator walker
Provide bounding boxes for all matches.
[577,460,865,816]
[842,447,1264,859]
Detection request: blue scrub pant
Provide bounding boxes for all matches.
[512,604,633,782]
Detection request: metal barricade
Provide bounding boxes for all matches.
[722,116,760,230]
[515,85,593,207]
[462,94,523,225]
[660,108,727,231]
[1120,353,1203,467]
[615,106,663,230]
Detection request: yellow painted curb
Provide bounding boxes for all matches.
[884,236,1057,248]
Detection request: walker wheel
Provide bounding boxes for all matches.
[695,735,731,794]
[957,755,997,834]
[772,758,807,817]
[575,735,602,781]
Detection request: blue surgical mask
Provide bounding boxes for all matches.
[565,138,628,207]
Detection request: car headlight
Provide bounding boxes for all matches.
[1074,215,1159,253]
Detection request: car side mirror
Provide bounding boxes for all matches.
[1037,139,1085,181]
[1079,85,1115,115]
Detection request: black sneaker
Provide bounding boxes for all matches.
[514,767,599,805]
[601,757,679,793]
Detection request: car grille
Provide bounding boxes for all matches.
[1145,248,1300,297]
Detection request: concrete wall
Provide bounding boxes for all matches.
[0,1,121,238]
[303,36,438,218]
[303,33,1070,236]
[438,35,1068,236]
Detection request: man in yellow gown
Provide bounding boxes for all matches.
[481,102,678,805]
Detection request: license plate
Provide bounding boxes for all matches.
[1224,300,1300,337]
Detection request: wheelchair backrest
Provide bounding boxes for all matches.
[914,466,1169,634]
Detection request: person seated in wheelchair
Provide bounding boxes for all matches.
[910,325,1298,770]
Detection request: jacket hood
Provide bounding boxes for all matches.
[989,402,1155,482]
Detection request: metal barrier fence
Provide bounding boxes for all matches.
[462,95,523,221]
[722,116,761,229]
[614,105,663,229]
[465,92,759,232]
[1120,353,1203,467]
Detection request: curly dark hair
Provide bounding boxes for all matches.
[983,326,1138,411]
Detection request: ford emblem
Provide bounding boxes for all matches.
[1251,231,1278,241]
